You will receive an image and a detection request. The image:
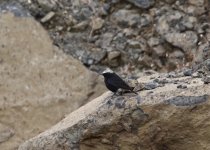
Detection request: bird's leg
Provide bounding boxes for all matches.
[117,89,123,95]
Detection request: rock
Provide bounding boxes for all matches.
[205,59,210,71]
[15,0,209,72]
[183,69,193,76]
[202,75,210,84]
[19,73,210,150]
[0,12,106,150]
[40,11,55,23]
[188,0,204,6]
[107,51,121,60]
[0,124,15,143]
[165,31,198,52]
[153,45,166,56]
[156,9,197,35]
[164,95,208,106]
[191,72,199,78]
[202,44,210,60]
[126,0,155,9]
[37,0,57,11]
[91,17,104,31]
[99,32,114,49]
[127,40,141,48]
[111,9,141,27]
[0,1,31,17]
[164,0,176,4]
[144,81,159,90]
[72,20,89,31]
[177,84,187,89]
[148,37,161,47]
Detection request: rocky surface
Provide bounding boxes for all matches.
[19,72,210,150]
[0,12,105,150]
[1,1,210,149]
[5,0,207,73]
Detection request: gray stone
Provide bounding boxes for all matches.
[126,0,155,9]
[153,45,166,56]
[37,0,57,11]
[108,51,121,60]
[156,9,197,35]
[111,9,141,27]
[40,11,55,23]
[148,37,161,47]
[164,95,209,106]
[169,50,185,59]
[0,1,31,17]
[0,124,14,143]
[100,32,114,49]
[203,75,210,84]
[177,84,187,89]
[165,31,198,52]
[127,40,141,48]
[91,17,104,31]
[188,0,205,6]
[144,82,158,90]
[183,69,193,76]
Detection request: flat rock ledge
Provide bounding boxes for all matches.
[19,75,210,150]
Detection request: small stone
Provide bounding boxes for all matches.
[144,82,158,90]
[0,1,31,17]
[177,84,187,89]
[153,45,166,56]
[101,138,112,144]
[148,37,161,47]
[169,50,185,59]
[166,72,177,78]
[183,69,192,76]
[0,124,15,143]
[72,20,89,31]
[91,17,104,31]
[188,0,204,6]
[100,33,114,49]
[37,0,57,11]
[40,11,55,23]
[111,9,141,27]
[127,40,140,48]
[165,31,198,52]
[126,0,155,9]
[108,51,121,60]
[192,72,202,78]
[202,76,210,84]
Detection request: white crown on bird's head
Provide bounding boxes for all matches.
[102,68,114,74]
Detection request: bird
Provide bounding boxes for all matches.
[101,68,138,95]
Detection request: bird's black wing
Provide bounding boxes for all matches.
[108,73,132,90]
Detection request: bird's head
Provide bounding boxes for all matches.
[101,68,114,77]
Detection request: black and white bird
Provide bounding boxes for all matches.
[102,69,137,95]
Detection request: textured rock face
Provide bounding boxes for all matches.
[19,72,210,150]
[0,12,105,150]
[13,0,209,72]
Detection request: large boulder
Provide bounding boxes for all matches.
[0,11,105,150]
[18,72,210,150]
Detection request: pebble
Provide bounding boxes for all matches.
[203,76,210,84]
[41,11,55,23]
[108,51,121,60]
[144,82,159,90]
[126,0,155,9]
[177,84,187,89]
[183,69,193,76]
